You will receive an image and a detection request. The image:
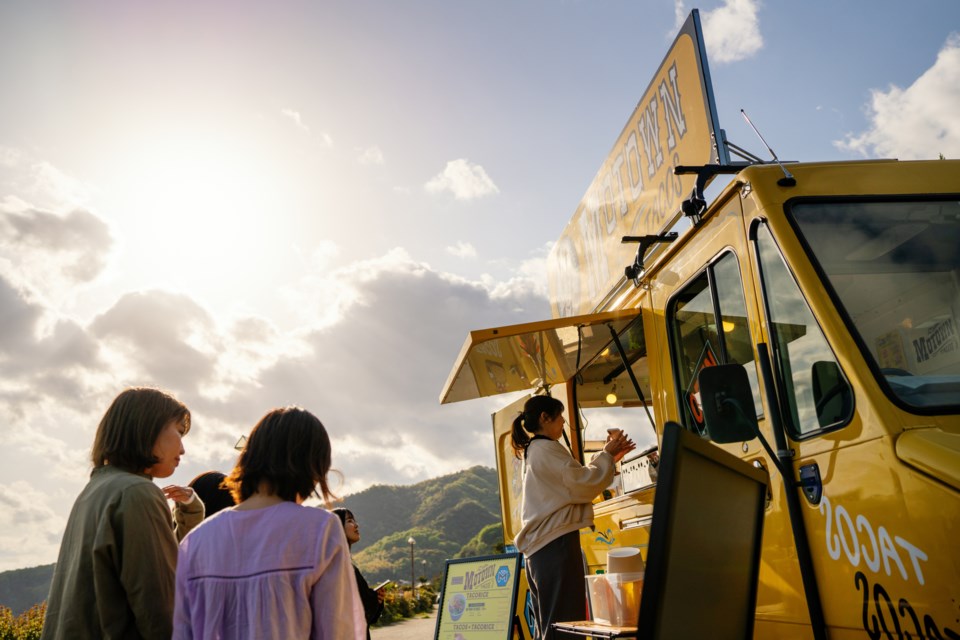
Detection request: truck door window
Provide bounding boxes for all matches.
[787,199,960,412]
[669,252,762,435]
[754,223,854,437]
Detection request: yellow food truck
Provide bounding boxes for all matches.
[440,10,960,640]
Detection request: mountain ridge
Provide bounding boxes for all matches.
[0,465,502,614]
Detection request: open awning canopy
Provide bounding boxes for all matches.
[440,308,641,404]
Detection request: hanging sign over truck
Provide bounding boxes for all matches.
[547,10,724,318]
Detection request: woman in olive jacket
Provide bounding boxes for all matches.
[42,387,193,640]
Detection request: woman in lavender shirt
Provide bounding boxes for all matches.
[173,407,365,639]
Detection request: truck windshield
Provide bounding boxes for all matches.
[789,199,960,411]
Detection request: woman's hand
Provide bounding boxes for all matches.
[603,430,637,463]
[162,484,195,504]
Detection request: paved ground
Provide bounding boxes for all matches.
[371,607,438,640]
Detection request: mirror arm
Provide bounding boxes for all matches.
[719,397,790,480]
[756,343,828,640]
[753,429,791,481]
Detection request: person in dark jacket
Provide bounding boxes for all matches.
[186,470,236,517]
[171,469,237,539]
[332,507,385,639]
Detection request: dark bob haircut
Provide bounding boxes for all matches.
[188,471,236,518]
[225,407,336,505]
[91,387,191,473]
[330,507,354,529]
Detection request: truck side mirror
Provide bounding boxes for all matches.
[698,364,760,443]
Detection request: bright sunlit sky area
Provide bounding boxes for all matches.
[1,0,958,571]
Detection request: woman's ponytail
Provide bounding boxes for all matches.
[509,395,565,459]
[510,413,530,459]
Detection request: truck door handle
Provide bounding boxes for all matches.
[799,463,822,506]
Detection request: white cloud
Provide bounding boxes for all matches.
[673,0,688,33]
[0,195,30,213]
[278,241,356,330]
[836,33,960,160]
[280,109,333,147]
[90,290,221,393]
[30,161,95,209]
[0,149,94,212]
[0,153,109,309]
[695,0,763,64]
[0,243,550,568]
[214,315,309,388]
[166,247,551,496]
[0,275,42,356]
[356,145,385,166]
[518,245,551,293]
[281,108,310,133]
[425,159,500,200]
[490,242,551,301]
[0,146,21,168]
[0,482,66,571]
[236,250,548,474]
[446,241,477,259]
[0,207,114,300]
[7,423,88,482]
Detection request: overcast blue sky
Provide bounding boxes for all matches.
[1,0,958,571]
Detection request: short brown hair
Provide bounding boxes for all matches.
[225,407,336,505]
[91,387,191,472]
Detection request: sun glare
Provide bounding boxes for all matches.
[106,132,295,303]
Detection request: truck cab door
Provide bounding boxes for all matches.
[653,194,818,631]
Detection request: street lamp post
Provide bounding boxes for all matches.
[407,536,416,599]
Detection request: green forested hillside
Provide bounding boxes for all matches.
[455,523,505,558]
[343,465,503,583]
[0,465,504,613]
[0,564,54,616]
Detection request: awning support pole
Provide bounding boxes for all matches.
[607,324,657,436]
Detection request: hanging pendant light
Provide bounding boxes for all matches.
[605,382,618,405]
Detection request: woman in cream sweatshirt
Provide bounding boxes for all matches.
[511,395,635,639]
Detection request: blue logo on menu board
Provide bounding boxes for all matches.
[495,565,510,587]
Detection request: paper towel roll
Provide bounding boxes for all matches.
[606,547,644,574]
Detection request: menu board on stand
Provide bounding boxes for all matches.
[434,553,523,640]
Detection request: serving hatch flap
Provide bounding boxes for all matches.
[440,308,640,404]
